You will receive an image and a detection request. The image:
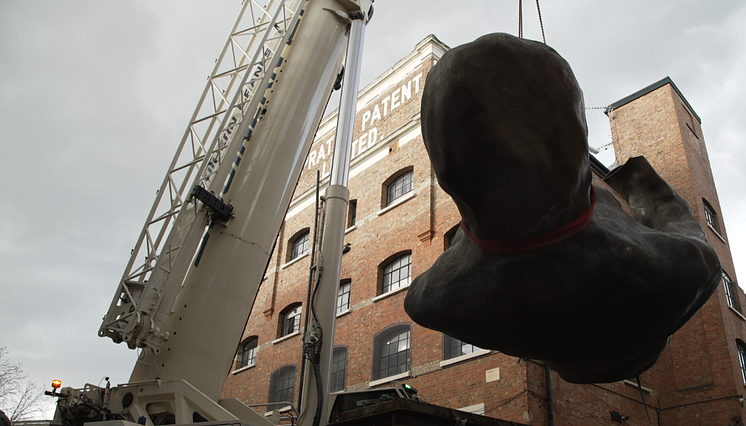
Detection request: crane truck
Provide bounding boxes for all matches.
[48,1,372,426]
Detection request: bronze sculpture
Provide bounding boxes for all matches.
[404,33,721,383]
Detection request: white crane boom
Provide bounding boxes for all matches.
[99,0,307,354]
[52,2,372,426]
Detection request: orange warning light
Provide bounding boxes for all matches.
[51,380,61,390]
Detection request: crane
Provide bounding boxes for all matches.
[49,1,372,426]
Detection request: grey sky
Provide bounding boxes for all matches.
[1,0,744,417]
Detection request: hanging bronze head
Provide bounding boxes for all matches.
[405,33,721,383]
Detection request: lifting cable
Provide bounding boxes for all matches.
[518,0,546,43]
[518,0,523,38]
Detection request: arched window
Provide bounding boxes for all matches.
[289,229,310,261]
[269,365,296,405]
[330,347,348,392]
[444,224,461,250]
[382,168,414,207]
[737,340,746,384]
[724,272,740,311]
[347,199,358,228]
[240,336,258,368]
[443,334,480,360]
[381,253,412,295]
[337,280,351,314]
[280,304,302,338]
[703,199,721,234]
[373,325,411,380]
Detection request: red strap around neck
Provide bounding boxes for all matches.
[459,186,597,254]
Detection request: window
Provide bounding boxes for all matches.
[337,280,351,314]
[386,170,413,206]
[444,225,460,250]
[280,304,302,337]
[382,253,412,294]
[330,347,348,392]
[290,230,310,261]
[724,272,739,310]
[682,103,700,139]
[240,337,258,368]
[269,366,296,405]
[738,340,746,385]
[443,334,481,360]
[703,199,721,234]
[373,325,411,380]
[347,200,357,228]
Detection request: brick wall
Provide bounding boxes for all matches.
[608,79,746,425]
[221,39,744,426]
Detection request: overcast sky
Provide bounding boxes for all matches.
[1,0,744,418]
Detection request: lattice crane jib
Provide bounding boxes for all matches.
[99,0,307,353]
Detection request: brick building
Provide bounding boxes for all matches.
[220,35,744,426]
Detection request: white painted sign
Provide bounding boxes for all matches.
[360,72,422,132]
[305,72,424,178]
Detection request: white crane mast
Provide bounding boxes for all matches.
[126,0,356,396]
[99,0,308,354]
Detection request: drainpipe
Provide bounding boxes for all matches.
[545,363,555,426]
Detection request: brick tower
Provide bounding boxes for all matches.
[607,78,744,425]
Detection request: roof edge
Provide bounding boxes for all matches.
[605,77,701,123]
[589,153,610,177]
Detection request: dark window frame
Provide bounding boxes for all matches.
[443,334,481,360]
[381,252,412,295]
[280,304,302,338]
[330,347,348,393]
[381,168,414,208]
[240,336,258,368]
[386,171,414,206]
[347,199,357,228]
[738,340,746,385]
[337,280,351,314]
[444,224,461,250]
[268,365,296,405]
[289,230,310,261]
[703,199,721,234]
[724,272,740,311]
[373,324,411,380]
